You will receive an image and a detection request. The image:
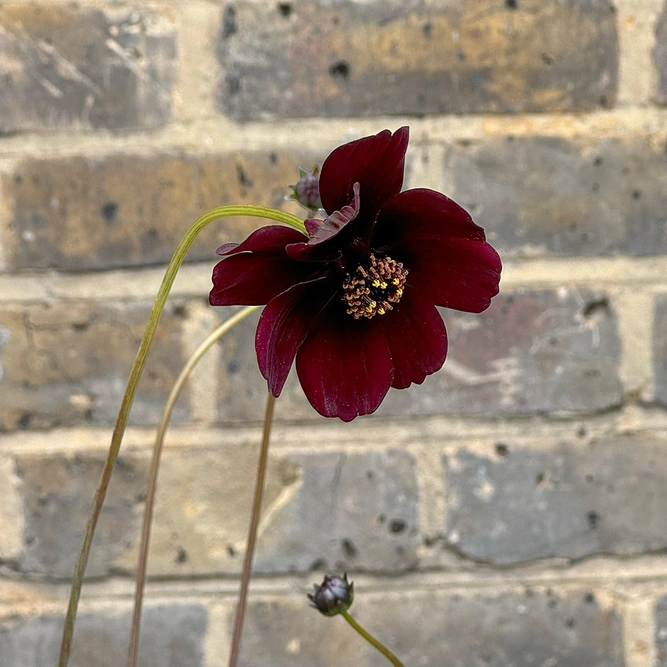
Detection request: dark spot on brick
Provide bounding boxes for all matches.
[30,214,46,228]
[342,538,357,557]
[377,514,386,524]
[366,470,374,480]
[18,413,32,429]
[390,519,406,534]
[172,304,188,319]
[584,592,596,604]
[565,617,576,628]
[71,321,89,332]
[582,298,609,318]
[548,597,558,608]
[541,52,554,65]
[632,189,642,200]
[591,182,600,192]
[145,228,158,241]
[277,3,292,18]
[14,175,23,185]
[505,0,517,9]
[269,152,278,165]
[227,360,240,374]
[176,546,188,563]
[585,473,594,483]
[423,22,432,37]
[599,95,609,107]
[101,202,118,222]
[227,74,241,95]
[310,558,326,570]
[236,164,253,187]
[577,426,588,438]
[227,544,236,557]
[329,61,350,80]
[457,52,466,62]
[594,156,603,166]
[536,472,545,485]
[495,443,509,457]
[222,5,237,38]
[37,495,50,507]
[587,511,600,529]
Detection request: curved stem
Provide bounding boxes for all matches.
[58,206,304,667]
[126,305,260,667]
[341,610,406,667]
[228,392,276,667]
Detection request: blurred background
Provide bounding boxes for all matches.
[0,0,666,665]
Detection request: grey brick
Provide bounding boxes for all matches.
[448,137,667,257]
[0,5,177,132]
[654,295,667,406]
[655,2,667,104]
[218,0,618,120]
[656,595,667,666]
[216,288,622,421]
[0,605,206,667]
[0,301,187,431]
[445,433,667,564]
[241,588,623,667]
[16,453,147,578]
[2,150,318,271]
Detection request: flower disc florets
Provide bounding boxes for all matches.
[308,573,354,616]
[210,127,502,421]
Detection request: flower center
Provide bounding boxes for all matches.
[341,253,408,320]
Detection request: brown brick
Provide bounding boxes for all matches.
[445,433,667,564]
[655,2,667,104]
[0,604,206,667]
[2,150,319,271]
[447,136,667,257]
[0,5,177,132]
[217,0,618,120]
[0,301,186,431]
[215,288,622,421]
[16,452,148,578]
[242,588,623,667]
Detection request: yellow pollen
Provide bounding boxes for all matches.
[372,279,381,287]
[395,288,403,297]
[380,281,387,289]
[392,278,400,286]
[378,307,386,315]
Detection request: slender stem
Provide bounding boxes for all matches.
[341,610,406,667]
[126,306,260,667]
[58,206,304,667]
[228,392,276,667]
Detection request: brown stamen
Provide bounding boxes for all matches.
[341,254,408,319]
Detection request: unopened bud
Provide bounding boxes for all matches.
[286,166,321,213]
[308,573,354,616]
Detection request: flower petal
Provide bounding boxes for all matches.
[381,288,448,389]
[374,189,502,313]
[296,311,393,421]
[210,226,313,306]
[255,279,332,396]
[319,127,409,222]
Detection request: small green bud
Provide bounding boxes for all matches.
[286,165,322,213]
[308,573,354,616]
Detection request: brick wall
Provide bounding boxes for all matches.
[0,0,666,665]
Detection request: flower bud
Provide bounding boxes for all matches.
[286,166,322,213]
[308,573,354,616]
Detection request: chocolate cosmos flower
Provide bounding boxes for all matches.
[210,128,501,421]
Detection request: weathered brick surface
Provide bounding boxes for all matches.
[654,2,667,104]
[16,453,147,578]
[0,605,207,667]
[448,137,667,257]
[218,0,618,120]
[0,301,186,431]
[2,150,319,271]
[216,289,622,421]
[654,294,667,406]
[445,433,667,564]
[145,446,418,575]
[241,588,622,667]
[656,595,667,666]
[0,5,177,132]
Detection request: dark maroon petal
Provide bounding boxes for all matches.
[381,288,448,390]
[209,251,313,306]
[296,312,393,421]
[373,189,502,313]
[255,279,332,396]
[319,127,409,221]
[216,225,306,256]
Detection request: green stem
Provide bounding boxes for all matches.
[58,206,305,667]
[341,610,406,667]
[126,305,260,667]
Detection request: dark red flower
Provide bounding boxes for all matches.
[210,127,501,422]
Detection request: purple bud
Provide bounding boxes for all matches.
[286,166,322,213]
[308,573,354,616]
